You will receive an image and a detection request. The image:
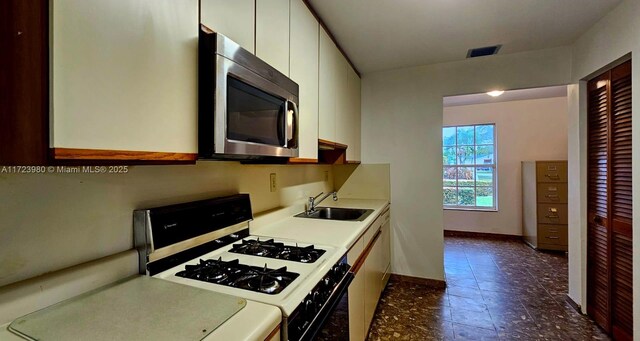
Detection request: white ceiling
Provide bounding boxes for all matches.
[309,0,622,73]
[443,85,567,107]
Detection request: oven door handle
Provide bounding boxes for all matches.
[299,271,355,341]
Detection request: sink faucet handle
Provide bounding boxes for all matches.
[312,192,324,200]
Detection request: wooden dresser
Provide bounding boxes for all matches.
[522,161,568,251]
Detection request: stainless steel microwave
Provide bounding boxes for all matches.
[199,26,299,160]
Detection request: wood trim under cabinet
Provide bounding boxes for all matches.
[301,0,360,77]
[390,274,447,289]
[318,139,348,150]
[288,157,318,164]
[51,148,198,164]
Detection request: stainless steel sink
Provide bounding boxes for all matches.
[294,207,374,222]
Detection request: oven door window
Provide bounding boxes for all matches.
[227,76,285,146]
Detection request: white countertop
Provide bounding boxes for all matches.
[252,199,390,250]
[0,300,281,341]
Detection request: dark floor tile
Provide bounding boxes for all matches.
[366,236,610,341]
[446,277,479,289]
[451,307,494,329]
[447,285,484,300]
[452,323,499,341]
[448,295,487,312]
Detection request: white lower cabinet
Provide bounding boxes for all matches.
[364,231,383,331]
[348,207,391,341]
[348,238,366,341]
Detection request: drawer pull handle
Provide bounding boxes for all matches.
[547,236,560,239]
[545,215,559,219]
[545,174,560,180]
[545,194,559,200]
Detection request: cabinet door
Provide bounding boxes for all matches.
[201,0,255,53]
[334,56,349,147]
[51,0,198,155]
[335,65,361,161]
[348,66,362,162]
[256,0,289,75]
[348,266,366,341]
[381,219,391,289]
[290,0,319,160]
[364,232,382,331]
[318,29,337,142]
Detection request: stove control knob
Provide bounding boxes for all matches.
[323,277,334,288]
[304,299,315,315]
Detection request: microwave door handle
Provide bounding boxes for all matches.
[278,102,286,146]
[287,101,298,148]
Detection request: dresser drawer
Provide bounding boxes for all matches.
[539,224,568,245]
[536,183,568,203]
[537,203,568,224]
[536,162,567,183]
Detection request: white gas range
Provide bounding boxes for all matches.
[134,194,353,341]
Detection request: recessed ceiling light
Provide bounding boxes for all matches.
[487,90,504,97]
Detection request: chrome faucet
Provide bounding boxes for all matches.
[307,191,338,214]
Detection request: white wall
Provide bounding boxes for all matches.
[361,46,572,280]
[565,0,640,331]
[0,163,332,287]
[443,97,568,235]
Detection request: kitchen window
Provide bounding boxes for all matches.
[443,124,497,211]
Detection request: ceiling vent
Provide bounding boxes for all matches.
[466,45,502,58]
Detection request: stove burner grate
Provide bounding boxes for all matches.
[229,238,326,263]
[176,258,299,295]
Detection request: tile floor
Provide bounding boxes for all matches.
[367,236,610,340]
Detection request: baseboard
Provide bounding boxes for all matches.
[565,294,584,315]
[390,274,446,288]
[444,230,522,241]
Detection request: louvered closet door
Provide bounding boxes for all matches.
[587,71,611,331]
[610,61,632,341]
[587,60,633,341]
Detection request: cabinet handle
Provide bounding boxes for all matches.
[545,215,559,219]
[546,236,560,239]
[593,216,603,224]
[545,194,559,200]
[545,174,560,180]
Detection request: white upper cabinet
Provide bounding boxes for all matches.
[51,0,198,154]
[201,0,255,53]
[335,55,349,148]
[290,0,319,160]
[256,0,290,75]
[320,25,361,162]
[319,29,338,142]
[347,66,361,161]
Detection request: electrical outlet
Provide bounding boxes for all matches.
[324,171,329,182]
[270,173,277,192]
